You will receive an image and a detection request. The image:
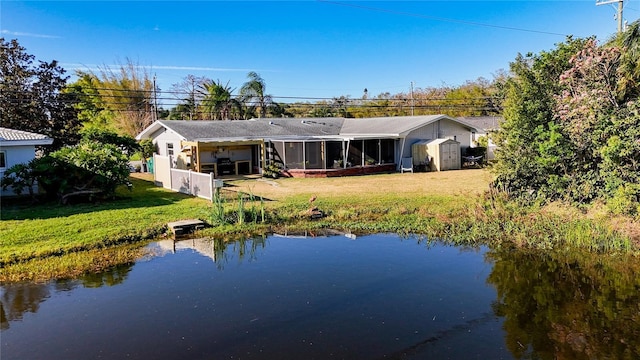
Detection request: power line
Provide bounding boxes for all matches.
[317,0,570,37]
[3,88,501,103]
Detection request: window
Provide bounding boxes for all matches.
[0,151,6,169]
[167,143,174,156]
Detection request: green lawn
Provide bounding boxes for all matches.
[1,170,637,282]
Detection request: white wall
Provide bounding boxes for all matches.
[151,128,183,157]
[0,145,37,196]
[401,119,473,163]
[437,119,472,150]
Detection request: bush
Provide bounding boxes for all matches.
[608,184,640,216]
[262,163,282,179]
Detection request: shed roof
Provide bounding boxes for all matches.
[426,138,460,145]
[0,127,53,146]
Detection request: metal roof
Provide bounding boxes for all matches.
[0,127,53,145]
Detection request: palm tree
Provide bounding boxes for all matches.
[618,19,640,101]
[197,80,241,120]
[240,71,272,118]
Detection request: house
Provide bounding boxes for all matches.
[457,116,502,160]
[0,127,53,196]
[135,115,477,178]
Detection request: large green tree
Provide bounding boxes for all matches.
[64,71,113,130]
[2,128,134,203]
[494,23,640,214]
[492,37,591,202]
[65,60,157,136]
[94,60,156,137]
[0,38,80,150]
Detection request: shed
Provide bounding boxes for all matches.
[411,140,431,166]
[424,138,461,171]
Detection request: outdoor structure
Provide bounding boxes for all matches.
[136,115,477,180]
[419,138,461,171]
[0,127,53,196]
[457,116,501,160]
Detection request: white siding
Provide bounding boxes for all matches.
[399,118,472,170]
[437,120,472,150]
[152,128,183,157]
[0,145,38,196]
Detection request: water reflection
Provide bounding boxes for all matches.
[1,263,134,330]
[154,236,267,269]
[486,249,640,360]
[1,235,639,360]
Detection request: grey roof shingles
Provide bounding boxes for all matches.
[340,115,451,136]
[0,127,52,142]
[456,116,502,132]
[143,115,476,142]
[158,118,345,141]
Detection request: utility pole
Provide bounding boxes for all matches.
[410,81,414,116]
[596,0,625,33]
[153,75,158,122]
[189,76,195,121]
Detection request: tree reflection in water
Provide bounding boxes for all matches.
[2,235,638,360]
[0,263,134,330]
[486,248,640,360]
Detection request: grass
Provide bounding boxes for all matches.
[0,174,209,266]
[1,170,638,283]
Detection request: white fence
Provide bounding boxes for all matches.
[153,154,220,201]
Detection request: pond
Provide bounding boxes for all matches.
[1,233,639,359]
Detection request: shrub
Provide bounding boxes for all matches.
[608,184,640,216]
[263,163,282,179]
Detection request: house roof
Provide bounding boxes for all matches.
[456,116,502,132]
[0,127,53,146]
[136,115,476,142]
[340,115,476,137]
[136,118,345,142]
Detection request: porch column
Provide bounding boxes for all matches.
[344,140,349,168]
[195,142,201,172]
[261,140,266,175]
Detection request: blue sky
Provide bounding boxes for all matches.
[2,1,639,103]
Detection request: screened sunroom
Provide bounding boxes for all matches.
[267,138,396,171]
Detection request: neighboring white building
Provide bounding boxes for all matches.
[457,116,502,160]
[0,128,53,196]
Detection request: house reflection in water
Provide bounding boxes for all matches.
[156,238,217,262]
